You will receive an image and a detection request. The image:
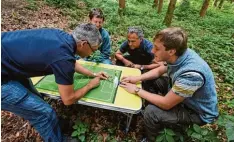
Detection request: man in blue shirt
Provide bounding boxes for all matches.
[1,23,108,142]
[115,27,160,72]
[119,27,219,142]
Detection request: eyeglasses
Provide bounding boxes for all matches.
[86,41,96,53]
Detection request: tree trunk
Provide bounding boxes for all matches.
[213,0,219,7]
[119,0,125,9]
[218,0,225,9]
[158,0,163,13]
[163,0,177,27]
[200,0,210,17]
[153,0,159,8]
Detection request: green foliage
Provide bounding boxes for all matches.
[26,0,38,10]
[216,114,234,141]
[87,50,103,63]
[45,0,77,8]
[72,119,89,142]
[155,128,178,142]
[186,124,218,142]
[226,99,234,108]
[87,133,103,142]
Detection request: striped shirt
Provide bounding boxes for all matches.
[172,72,204,97]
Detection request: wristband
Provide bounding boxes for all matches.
[134,87,141,94]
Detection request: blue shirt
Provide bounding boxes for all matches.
[99,28,111,60]
[120,39,154,64]
[1,28,77,85]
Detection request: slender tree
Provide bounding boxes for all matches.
[158,0,164,13]
[153,0,159,8]
[213,0,219,7]
[119,0,125,9]
[163,0,177,27]
[218,0,225,9]
[200,0,210,17]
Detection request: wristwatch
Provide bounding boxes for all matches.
[93,72,97,77]
[134,87,141,94]
[140,65,144,71]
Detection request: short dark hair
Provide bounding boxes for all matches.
[89,8,105,21]
[154,27,188,56]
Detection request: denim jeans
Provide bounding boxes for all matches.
[142,77,205,142]
[1,80,62,142]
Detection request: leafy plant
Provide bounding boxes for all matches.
[71,119,89,142]
[44,0,77,8]
[186,124,218,142]
[216,114,234,141]
[155,128,178,142]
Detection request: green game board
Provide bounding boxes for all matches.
[35,64,122,103]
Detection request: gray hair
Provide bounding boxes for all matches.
[127,26,144,39]
[72,23,102,47]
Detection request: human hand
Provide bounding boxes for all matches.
[119,82,138,94]
[125,61,134,68]
[94,72,108,80]
[88,77,100,89]
[121,76,140,84]
[133,64,141,69]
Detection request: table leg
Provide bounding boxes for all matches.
[125,113,133,133]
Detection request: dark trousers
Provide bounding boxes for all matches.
[142,77,205,142]
[116,55,152,66]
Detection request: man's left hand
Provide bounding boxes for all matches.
[119,82,137,94]
[94,72,108,80]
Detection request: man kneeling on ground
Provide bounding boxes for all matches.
[119,27,219,142]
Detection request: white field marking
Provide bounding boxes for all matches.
[38,65,119,102]
[88,67,118,102]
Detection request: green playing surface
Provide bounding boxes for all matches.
[35,64,122,103]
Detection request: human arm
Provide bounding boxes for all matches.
[115,49,134,67]
[120,71,204,110]
[132,62,164,70]
[50,60,102,105]
[74,60,108,79]
[121,63,167,83]
[120,82,184,110]
[58,77,100,105]
[138,89,184,110]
